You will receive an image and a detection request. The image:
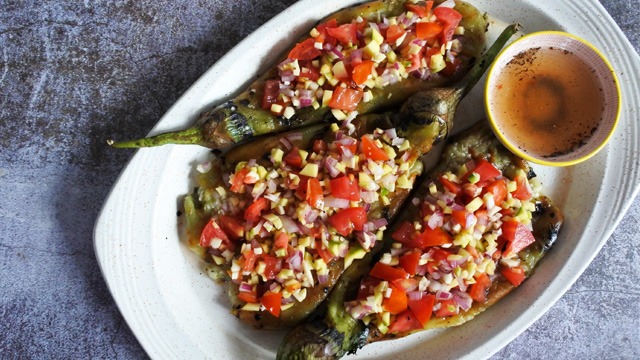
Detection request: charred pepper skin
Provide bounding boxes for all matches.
[108,0,488,151]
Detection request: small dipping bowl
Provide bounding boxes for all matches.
[485,31,621,166]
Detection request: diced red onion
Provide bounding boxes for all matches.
[281,87,295,98]
[391,137,405,147]
[281,296,295,305]
[427,210,444,230]
[239,282,253,292]
[324,156,341,178]
[279,136,293,150]
[330,47,344,59]
[287,250,303,271]
[450,203,464,211]
[452,290,472,311]
[318,273,329,285]
[280,216,300,234]
[324,196,350,209]
[437,0,456,8]
[285,132,303,142]
[384,128,397,140]
[436,290,453,301]
[371,218,388,229]
[350,49,363,64]
[334,137,357,146]
[280,70,296,83]
[299,97,313,108]
[407,291,423,301]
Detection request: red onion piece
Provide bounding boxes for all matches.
[285,132,303,142]
[239,282,253,292]
[324,196,350,209]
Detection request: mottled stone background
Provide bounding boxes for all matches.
[1,0,638,358]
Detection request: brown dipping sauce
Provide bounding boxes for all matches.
[489,46,604,158]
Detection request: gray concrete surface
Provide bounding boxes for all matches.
[1,0,638,358]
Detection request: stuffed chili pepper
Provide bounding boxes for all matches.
[277,123,563,359]
[181,25,516,332]
[109,0,487,150]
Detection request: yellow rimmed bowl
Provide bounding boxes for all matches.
[484,31,621,167]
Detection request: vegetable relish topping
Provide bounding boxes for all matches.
[262,0,465,121]
[345,158,539,334]
[198,125,418,317]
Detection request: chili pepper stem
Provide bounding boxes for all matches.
[454,23,521,99]
[107,126,207,148]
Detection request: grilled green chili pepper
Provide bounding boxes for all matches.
[108,0,487,150]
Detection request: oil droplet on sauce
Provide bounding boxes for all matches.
[489,47,604,158]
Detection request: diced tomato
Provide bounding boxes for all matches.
[414,227,452,249]
[405,53,422,72]
[452,209,470,228]
[433,7,462,43]
[352,60,376,85]
[404,1,433,18]
[383,284,408,314]
[218,215,244,241]
[262,79,281,110]
[329,87,363,111]
[389,308,422,333]
[439,176,462,194]
[238,291,258,304]
[295,176,309,200]
[471,159,501,182]
[485,179,508,205]
[512,175,532,200]
[262,255,278,280]
[360,135,389,161]
[392,221,415,244]
[327,23,357,46]
[242,250,258,272]
[313,139,327,153]
[244,197,269,222]
[431,247,452,262]
[408,294,435,326]
[501,265,526,287]
[370,262,409,282]
[357,276,380,299]
[299,64,320,82]
[503,223,536,257]
[315,240,335,263]
[260,292,282,317]
[306,178,324,209]
[289,38,321,60]
[439,56,461,76]
[329,175,360,201]
[416,22,442,41]
[386,24,406,44]
[469,272,492,303]
[284,146,303,168]
[230,167,249,193]
[435,298,458,317]
[316,18,339,46]
[328,207,367,236]
[399,252,421,276]
[501,220,518,241]
[392,278,419,292]
[274,231,289,248]
[200,218,231,248]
